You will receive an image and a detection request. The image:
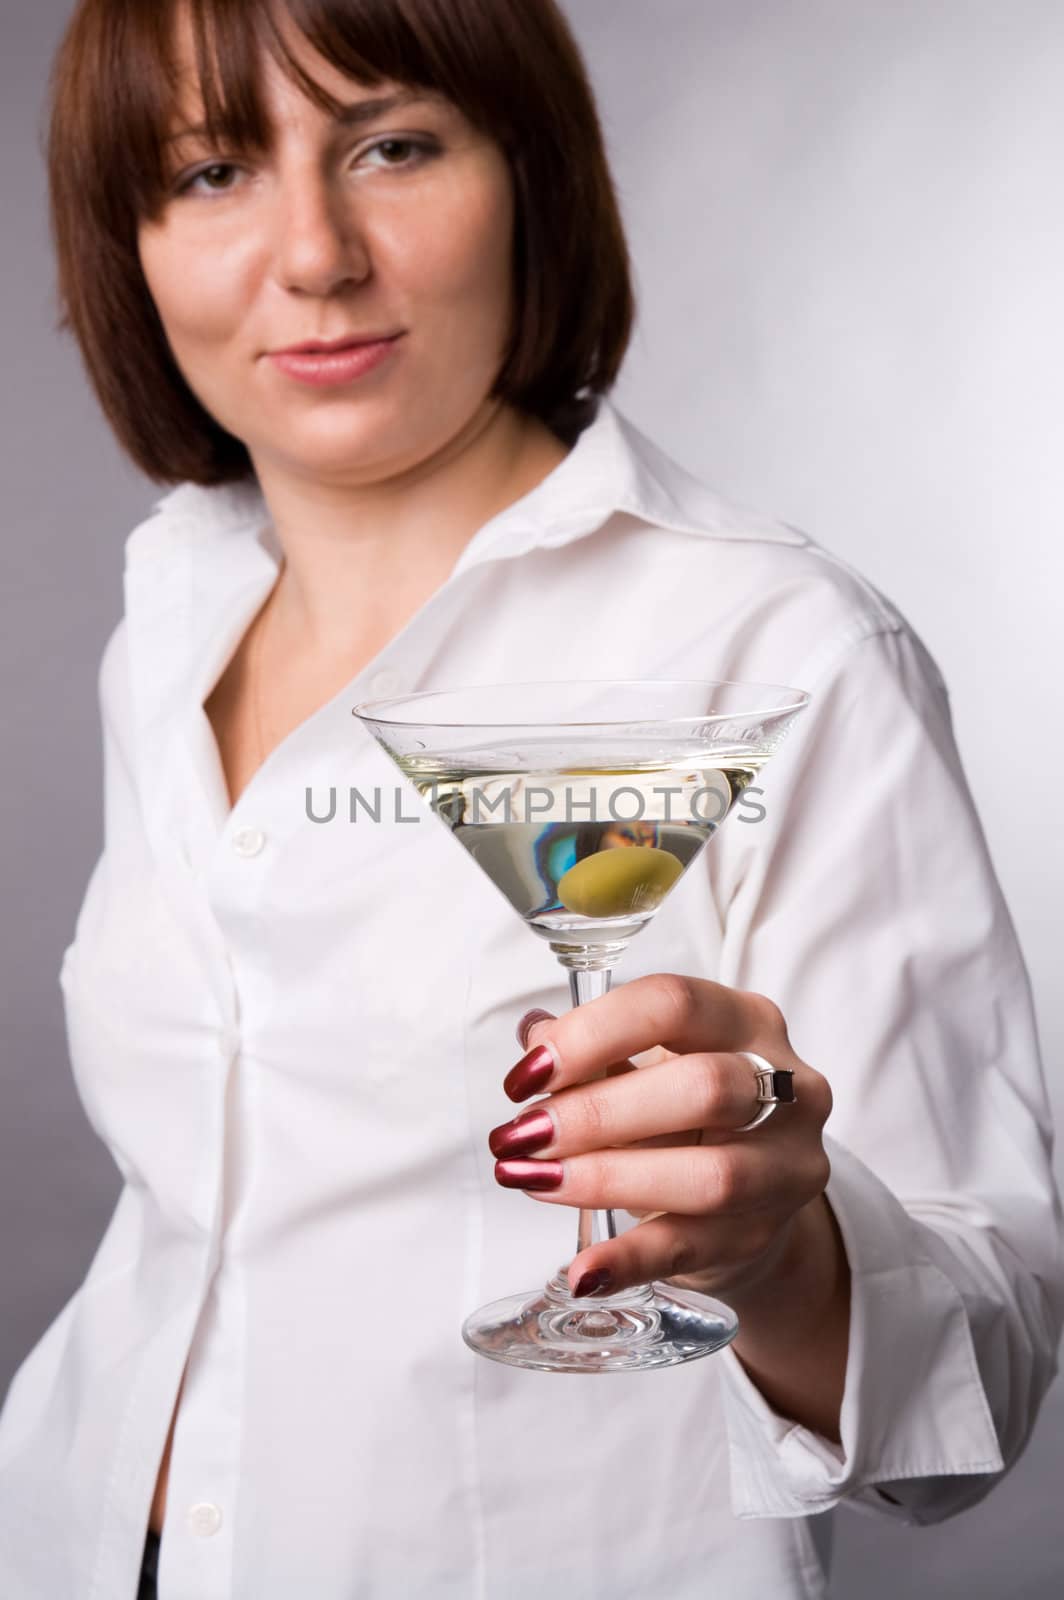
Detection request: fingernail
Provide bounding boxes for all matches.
[494,1158,564,1191]
[516,1008,554,1049]
[488,1108,554,1159]
[503,1043,557,1102]
[572,1268,613,1299]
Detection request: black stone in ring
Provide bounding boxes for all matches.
[768,1069,796,1104]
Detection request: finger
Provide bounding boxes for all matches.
[508,974,787,1098]
[515,1009,555,1049]
[489,1052,775,1161]
[627,1128,702,1153]
[566,1208,787,1300]
[515,1008,640,1083]
[493,1139,826,1217]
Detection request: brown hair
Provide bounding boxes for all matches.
[46,0,636,486]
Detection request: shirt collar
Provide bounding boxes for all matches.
[126,394,806,579]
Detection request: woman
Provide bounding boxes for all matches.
[1,1,1059,1596]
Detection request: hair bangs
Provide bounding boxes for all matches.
[266,0,528,142]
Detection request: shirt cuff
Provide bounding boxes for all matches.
[718,1135,1005,1520]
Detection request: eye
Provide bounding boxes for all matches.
[359,136,438,170]
[175,161,242,197]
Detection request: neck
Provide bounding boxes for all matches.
[251,400,571,662]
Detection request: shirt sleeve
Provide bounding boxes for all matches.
[59,617,143,1170]
[61,617,137,962]
[709,619,1064,1524]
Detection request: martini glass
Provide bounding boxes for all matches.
[353,679,809,1372]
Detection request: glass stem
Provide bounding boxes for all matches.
[568,965,618,1273]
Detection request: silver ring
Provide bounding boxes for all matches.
[734,1051,796,1132]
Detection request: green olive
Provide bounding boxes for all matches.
[557,845,683,918]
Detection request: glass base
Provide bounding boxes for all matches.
[462,1268,738,1372]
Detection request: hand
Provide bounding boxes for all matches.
[488,974,834,1304]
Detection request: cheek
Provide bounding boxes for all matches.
[374,169,513,314]
[139,228,254,351]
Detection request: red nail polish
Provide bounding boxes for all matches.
[488,1108,554,1159]
[494,1159,564,1191]
[572,1267,613,1299]
[516,1008,554,1049]
[503,1043,556,1102]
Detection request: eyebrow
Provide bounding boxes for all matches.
[164,89,439,146]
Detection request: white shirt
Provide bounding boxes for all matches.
[1,397,1060,1600]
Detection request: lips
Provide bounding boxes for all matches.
[273,332,403,356]
[266,333,403,388]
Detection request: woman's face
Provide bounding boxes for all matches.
[138,13,516,486]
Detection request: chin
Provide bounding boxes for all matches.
[254,408,383,461]
[264,403,466,479]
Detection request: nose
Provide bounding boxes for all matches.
[272,167,371,296]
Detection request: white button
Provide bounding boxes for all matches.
[231,826,266,858]
[187,1502,223,1538]
[369,669,402,699]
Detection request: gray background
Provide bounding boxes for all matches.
[2,2,1060,1595]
